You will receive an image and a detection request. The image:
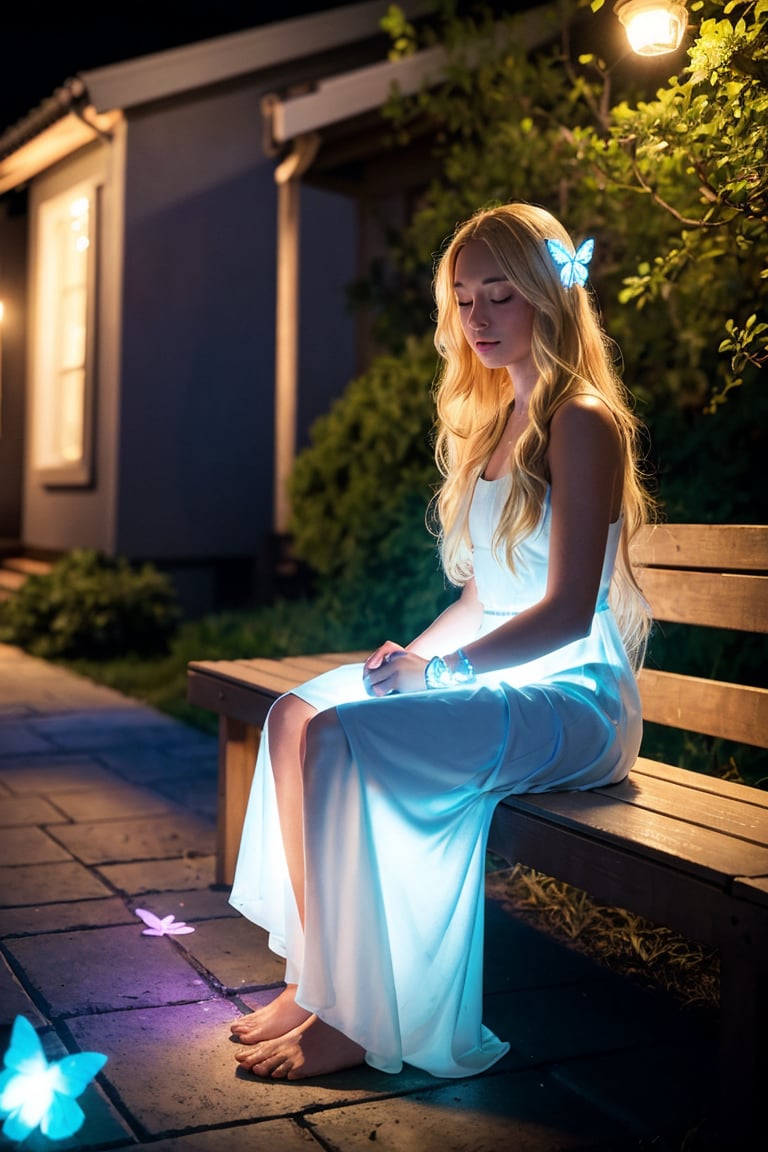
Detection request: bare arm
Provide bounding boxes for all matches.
[365,396,623,694]
[461,395,623,674]
[407,578,484,657]
[363,578,483,694]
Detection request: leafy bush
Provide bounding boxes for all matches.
[0,549,180,659]
[289,334,456,642]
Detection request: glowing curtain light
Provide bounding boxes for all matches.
[615,0,688,55]
[0,1016,107,1143]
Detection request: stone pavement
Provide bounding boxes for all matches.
[0,642,722,1151]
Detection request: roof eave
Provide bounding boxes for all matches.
[0,108,122,195]
[79,0,432,114]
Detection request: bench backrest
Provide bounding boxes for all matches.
[630,524,768,748]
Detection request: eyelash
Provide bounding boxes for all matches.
[457,296,512,308]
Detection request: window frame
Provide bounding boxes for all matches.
[30,178,99,488]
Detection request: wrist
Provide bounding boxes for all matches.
[424,648,476,690]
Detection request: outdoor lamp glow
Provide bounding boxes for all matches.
[615,0,688,55]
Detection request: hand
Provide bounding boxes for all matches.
[363,643,428,697]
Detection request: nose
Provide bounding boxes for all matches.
[467,301,488,330]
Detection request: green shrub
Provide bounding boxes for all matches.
[0,549,180,659]
[289,334,456,642]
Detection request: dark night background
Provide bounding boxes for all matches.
[0,4,369,132]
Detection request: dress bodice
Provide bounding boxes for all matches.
[469,475,620,617]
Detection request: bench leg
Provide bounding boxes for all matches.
[717,916,768,1145]
[216,717,261,887]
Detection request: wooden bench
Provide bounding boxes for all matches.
[187,523,768,1141]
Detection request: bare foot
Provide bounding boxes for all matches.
[230,985,311,1044]
[234,1014,365,1080]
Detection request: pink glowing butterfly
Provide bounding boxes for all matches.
[134,909,195,936]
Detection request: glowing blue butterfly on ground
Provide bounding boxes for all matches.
[135,908,195,936]
[0,1015,107,1142]
[546,237,594,288]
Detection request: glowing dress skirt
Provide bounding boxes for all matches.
[230,477,642,1078]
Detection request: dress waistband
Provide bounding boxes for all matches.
[483,601,611,618]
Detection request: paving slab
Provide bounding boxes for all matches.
[0,861,114,905]
[67,1000,436,1139]
[50,812,216,865]
[0,722,60,756]
[96,855,217,896]
[0,896,136,938]
[553,1039,718,1145]
[175,916,286,993]
[99,746,218,786]
[305,1066,633,1151]
[0,756,125,794]
[153,778,219,822]
[0,794,68,826]
[5,923,220,1017]
[486,975,698,1068]
[46,782,175,821]
[29,711,183,752]
[148,1119,326,1150]
[0,953,47,1028]
[129,888,241,924]
[0,826,74,866]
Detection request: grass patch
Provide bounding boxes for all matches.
[486,861,719,1014]
[61,596,378,735]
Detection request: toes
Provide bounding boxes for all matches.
[230,1021,254,1037]
[231,1028,259,1045]
[235,1046,287,1078]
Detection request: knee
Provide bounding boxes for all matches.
[266,693,315,773]
[269,692,313,738]
[305,709,347,776]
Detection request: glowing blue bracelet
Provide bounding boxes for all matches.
[424,649,476,690]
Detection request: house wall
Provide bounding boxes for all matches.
[115,81,357,605]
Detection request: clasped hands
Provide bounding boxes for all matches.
[363,643,427,697]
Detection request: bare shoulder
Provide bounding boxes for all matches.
[549,394,622,455]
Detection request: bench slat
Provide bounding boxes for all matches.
[631,523,768,571]
[488,803,743,945]
[594,772,768,843]
[497,789,768,884]
[638,668,768,747]
[187,653,366,727]
[632,757,768,808]
[638,568,768,631]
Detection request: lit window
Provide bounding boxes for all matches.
[32,182,96,484]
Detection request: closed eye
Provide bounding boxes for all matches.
[457,295,513,308]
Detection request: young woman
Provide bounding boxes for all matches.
[228,201,653,1082]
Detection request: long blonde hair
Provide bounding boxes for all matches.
[431,202,653,669]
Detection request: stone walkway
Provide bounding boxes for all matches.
[0,642,721,1150]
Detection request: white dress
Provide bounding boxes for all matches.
[230,477,642,1078]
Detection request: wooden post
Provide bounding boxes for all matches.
[216,716,261,886]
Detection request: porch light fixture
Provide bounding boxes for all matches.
[615,0,688,55]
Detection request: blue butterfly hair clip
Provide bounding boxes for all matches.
[546,237,594,289]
